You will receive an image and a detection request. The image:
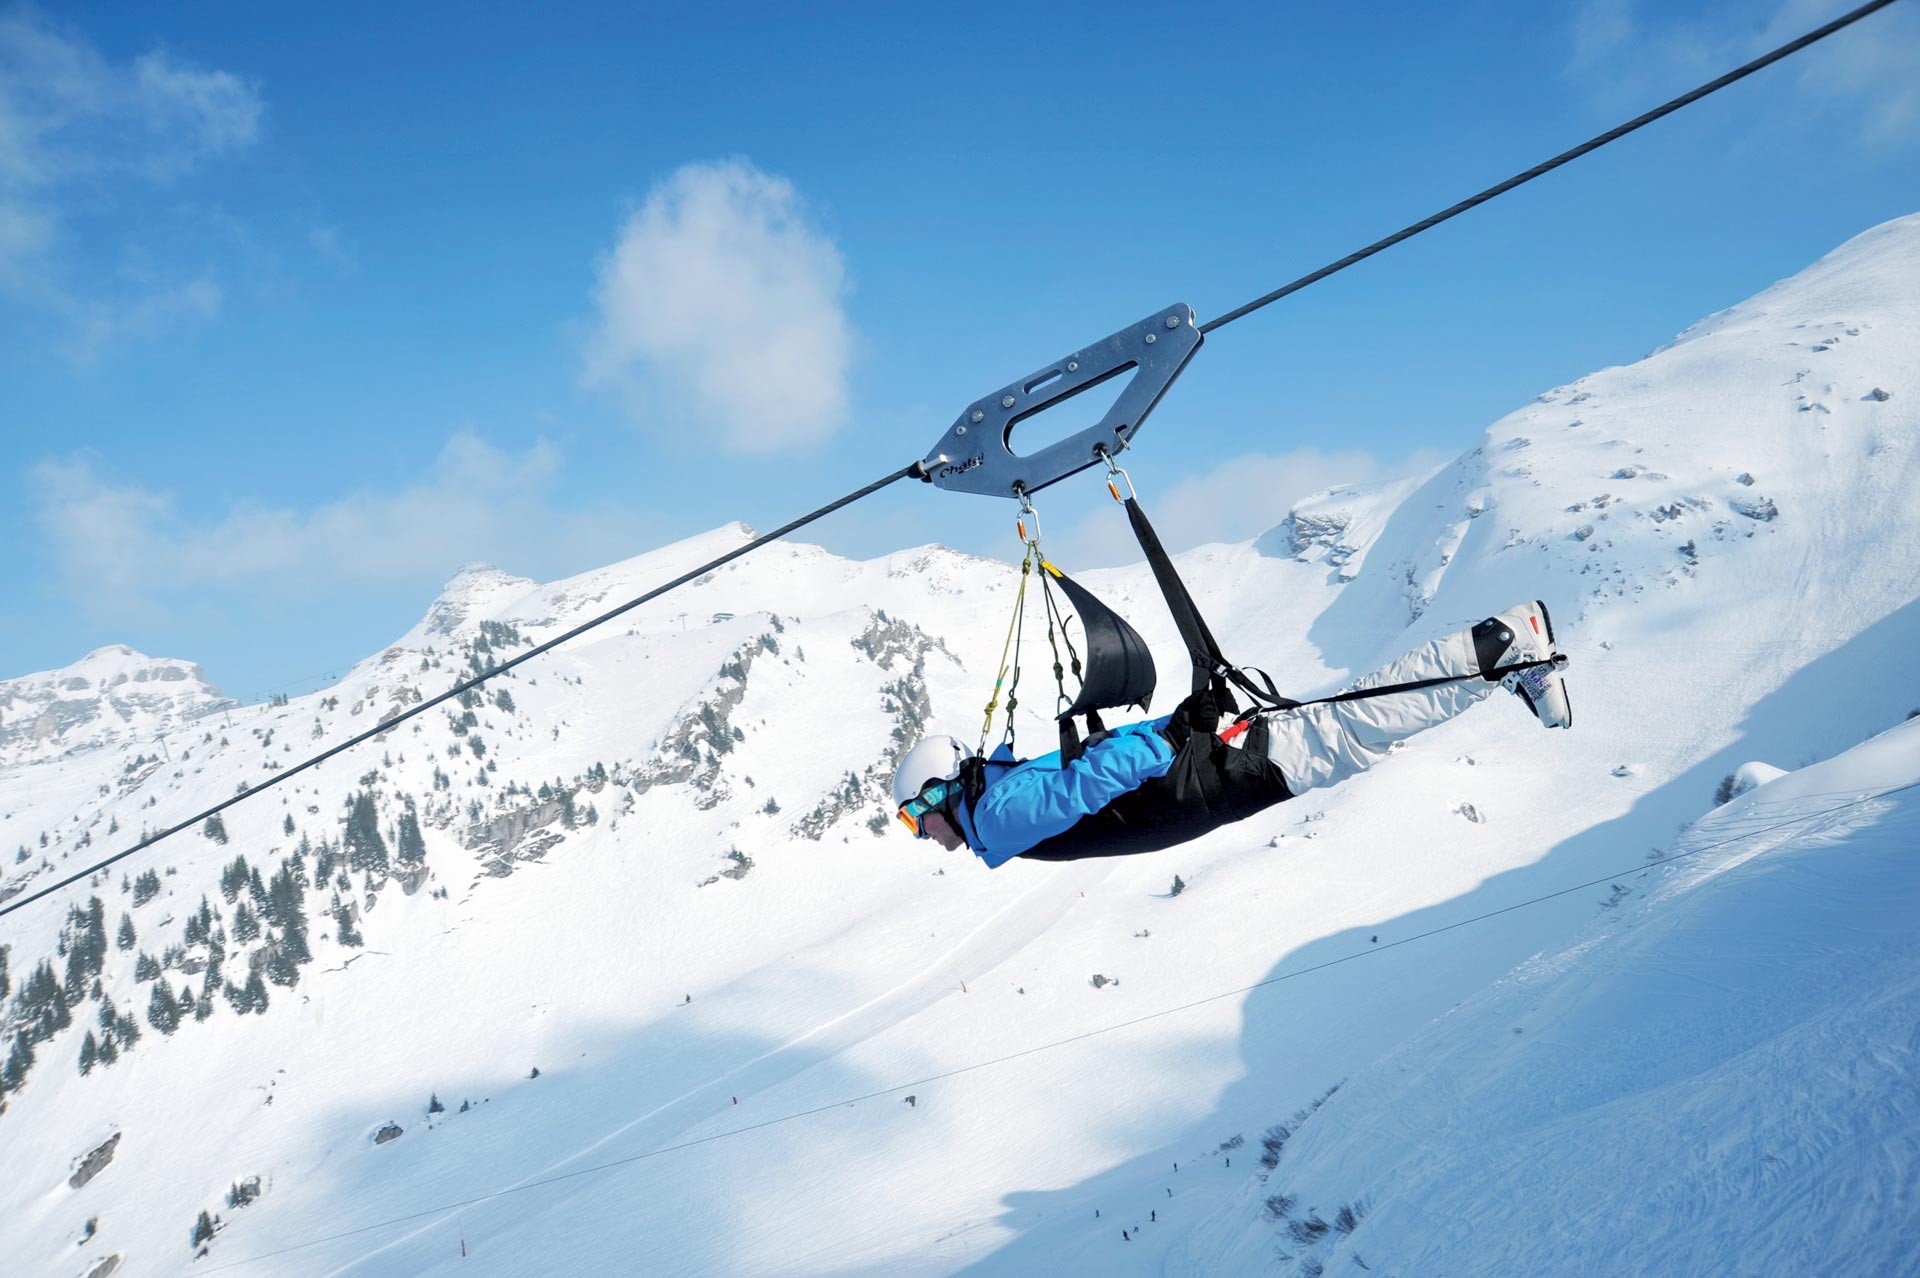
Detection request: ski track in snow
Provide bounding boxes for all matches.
[3,212,1920,1277]
[321,862,1108,1275]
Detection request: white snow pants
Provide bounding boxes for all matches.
[1254,627,1496,796]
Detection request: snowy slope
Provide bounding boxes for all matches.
[1,213,1917,1278]
[1178,718,1920,1277]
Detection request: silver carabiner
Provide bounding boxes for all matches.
[1096,446,1137,504]
[1014,486,1042,546]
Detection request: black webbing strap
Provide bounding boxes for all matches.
[1232,656,1567,723]
[1123,496,1300,711]
[1058,707,1111,766]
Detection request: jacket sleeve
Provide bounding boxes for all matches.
[971,728,1174,860]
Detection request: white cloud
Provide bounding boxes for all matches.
[1762,0,1920,141]
[584,158,854,453]
[1044,445,1452,570]
[1562,1,1920,143]
[30,433,658,624]
[131,50,263,168]
[0,12,264,355]
[65,277,222,365]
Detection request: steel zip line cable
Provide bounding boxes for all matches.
[195,777,1920,1273]
[0,464,922,921]
[1198,0,1904,335]
[3,0,1901,918]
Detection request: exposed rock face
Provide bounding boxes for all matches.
[373,1123,404,1145]
[419,564,538,639]
[1281,509,1358,564]
[0,647,231,766]
[793,612,955,841]
[630,633,785,810]
[84,1255,123,1278]
[461,795,572,877]
[69,1132,122,1190]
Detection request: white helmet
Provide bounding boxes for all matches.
[892,735,969,809]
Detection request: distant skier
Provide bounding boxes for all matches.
[894,602,1570,864]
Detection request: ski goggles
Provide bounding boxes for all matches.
[896,780,954,838]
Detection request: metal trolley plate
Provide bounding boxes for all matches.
[920,304,1202,499]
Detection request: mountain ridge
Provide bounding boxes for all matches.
[1,212,1916,1278]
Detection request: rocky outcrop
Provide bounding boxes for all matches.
[0,647,231,766]
[793,612,955,841]
[1281,508,1359,565]
[69,1132,121,1190]
[630,635,780,809]
[418,565,537,639]
[460,795,571,877]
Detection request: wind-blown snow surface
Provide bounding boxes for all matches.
[2,214,1917,1278]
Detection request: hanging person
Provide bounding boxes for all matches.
[892,601,1571,866]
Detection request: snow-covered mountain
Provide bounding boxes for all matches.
[2,213,1917,1278]
[0,646,232,769]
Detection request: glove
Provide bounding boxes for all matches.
[1163,689,1221,750]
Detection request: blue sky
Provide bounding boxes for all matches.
[4,0,1917,698]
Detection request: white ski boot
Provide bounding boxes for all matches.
[1473,600,1572,729]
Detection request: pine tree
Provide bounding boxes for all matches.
[117,914,136,951]
[0,943,9,1002]
[247,866,268,910]
[83,897,109,973]
[191,1209,216,1246]
[183,896,214,946]
[19,959,72,1040]
[243,971,269,1015]
[268,861,312,967]
[133,869,162,906]
[263,944,299,988]
[283,813,296,836]
[428,1092,445,1115]
[219,855,251,904]
[203,812,229,844]
[344,791,389,873]
[2,1034,33,1092]
[206,933,225,985]
[147,980,182,1034]
[334,902,364,947]
[395,799,427,868]
[78,1029,100,1075]
[134,951,161,982]
[95,999,138,1054]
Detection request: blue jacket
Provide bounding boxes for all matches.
[954,716,1176,867]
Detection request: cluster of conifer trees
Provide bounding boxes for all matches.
[2,784,436,1104]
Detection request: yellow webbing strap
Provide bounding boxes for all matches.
[977,543,1034,754]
